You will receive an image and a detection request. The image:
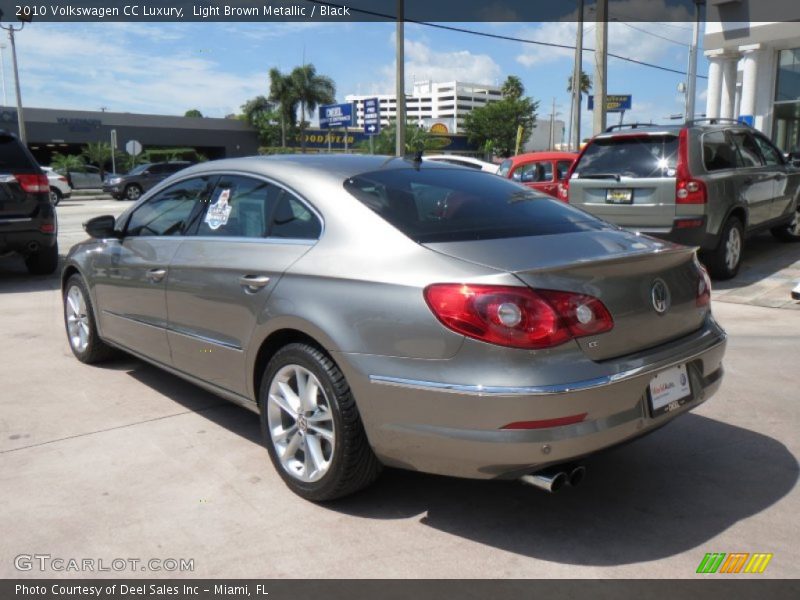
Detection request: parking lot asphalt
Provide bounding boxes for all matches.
[0,198,798,579]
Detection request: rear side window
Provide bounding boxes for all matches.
[0,135,38,171]
[343,168,610,243]
[730,131,764,168]
[270,191,322,239]
[556,160,572,180]
[196,175,275,238]
[703,131,738,171]
[574,135,679,179]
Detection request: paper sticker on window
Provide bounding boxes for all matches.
[205,188,232,230]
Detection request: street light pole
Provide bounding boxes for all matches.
[0,12,29,145]
[570,0,584,151]
[593,0,608,135]
[0,43,7,106]
[395,0,406,157]
[685,1,704,122]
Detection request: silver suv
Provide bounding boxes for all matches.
[561,120,800,279]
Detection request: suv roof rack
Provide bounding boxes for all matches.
[687,117,751,128]
[604,123,663,133]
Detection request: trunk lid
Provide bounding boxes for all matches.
[424,230,707,361]
[0,133,46,219]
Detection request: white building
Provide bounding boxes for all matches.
[346,81,504,135]
[704,16,800,151]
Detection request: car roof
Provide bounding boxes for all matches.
[506,151,578,165]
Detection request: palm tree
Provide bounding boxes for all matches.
[268,68,296,148]
[50,152,85,172]
[290,64,335,153]
[81,141,113,179]
[567,70,592,96]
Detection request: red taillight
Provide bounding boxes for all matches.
[57,176,69,183]
[15,173,50,194]
[695,255,711,308]
[423,284,613,350]
[675,129,707,204]
[39,223,55,234]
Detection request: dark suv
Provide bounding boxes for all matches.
[0,131,58,275]
[561,120,800,279]
[103,161,193,201]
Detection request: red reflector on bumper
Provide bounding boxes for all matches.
[40,223,55,233]
[674,218,704,229]
[501,413,588,430]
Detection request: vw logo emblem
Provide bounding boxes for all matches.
[651,279,671,315]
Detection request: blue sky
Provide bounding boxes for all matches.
[8,20,708,138]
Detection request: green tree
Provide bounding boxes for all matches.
[464,76,539,158]
[290,64,335,153]
[50,153,85,171]
[81,141,113,178]
[359,121,438,155]
[567,70,592,96]
[241,96,282,147]
[268,68,297,148]
[184,109,203,117]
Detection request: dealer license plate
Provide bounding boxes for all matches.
[606,188,633,204]
[647,364,693,418]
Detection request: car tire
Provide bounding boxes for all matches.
[259,342,382,501]
[63,274,118,363]
[770,207,800,242]
[703,217,744,280]
[25,242,59,275]
[124,184,142,201]
[49,187,62,206]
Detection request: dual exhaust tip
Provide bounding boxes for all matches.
[520,464,586,493]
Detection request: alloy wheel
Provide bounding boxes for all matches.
[126,186,141,200]
[65,285,90,353]
[725,226,742,271]
[266,364,336,483]
[789,210,800,238]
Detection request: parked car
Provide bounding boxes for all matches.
[0,130,58,274]
[42,167,72,205]
[103,161,193,200]
[497,152,578,199]
[58,164,104,190]
[561,120,800,279]
[422,154,499,173]
[62,155,726,500]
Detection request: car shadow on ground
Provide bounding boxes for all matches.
[117,357,797,567]
[714,232,800,290]
[0,256,62,294]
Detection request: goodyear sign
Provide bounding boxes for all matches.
[588,94,632,113]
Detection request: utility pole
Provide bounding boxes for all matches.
[570,0,584,150]
[549,97,556,150]
[395,0,405,157]
[593,0,608,135]
[685,1,703,122]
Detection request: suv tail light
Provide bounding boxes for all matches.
[424,284,613,350]
[14,173,50,194]
[675,129,707,204]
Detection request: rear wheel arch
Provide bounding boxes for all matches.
[726,206,747,230]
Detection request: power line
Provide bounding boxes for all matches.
[618,22,691,48]
[304,1,706,79]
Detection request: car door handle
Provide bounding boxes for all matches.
[146,268,166,283]
[239,275,270,292]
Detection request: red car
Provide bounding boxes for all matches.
[497,152,578,199]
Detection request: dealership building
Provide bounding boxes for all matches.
[0,106,261,165]
[704,8,800,152]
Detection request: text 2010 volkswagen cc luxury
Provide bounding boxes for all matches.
[62,155,726,500]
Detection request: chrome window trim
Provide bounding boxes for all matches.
[370,334,726,397]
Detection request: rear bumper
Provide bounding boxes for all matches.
[634,220,719,251]
[0,216,57,253]
[336,320,727,479]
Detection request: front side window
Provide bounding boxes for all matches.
[196,175,276,238]
[125,176,215,237]
[752,134,784,166]
[513,161,553,183]
[344,167,609,243]
[730,131,764,168]
[556,160,573,180]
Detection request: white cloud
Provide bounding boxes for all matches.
[13,24,265,117]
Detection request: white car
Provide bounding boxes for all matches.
[422,154,499,174]
[42,167,72,205]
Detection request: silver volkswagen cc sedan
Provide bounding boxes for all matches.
[62,155,726,501]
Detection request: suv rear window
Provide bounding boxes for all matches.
[574,134,679,179]
[343,168,610,243]
[0,134,39,172]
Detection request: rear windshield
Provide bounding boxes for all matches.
[0,135,38,171]
[574,134,679,179]
[343,168,611,243]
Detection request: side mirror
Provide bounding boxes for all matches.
[84,215,119,239]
